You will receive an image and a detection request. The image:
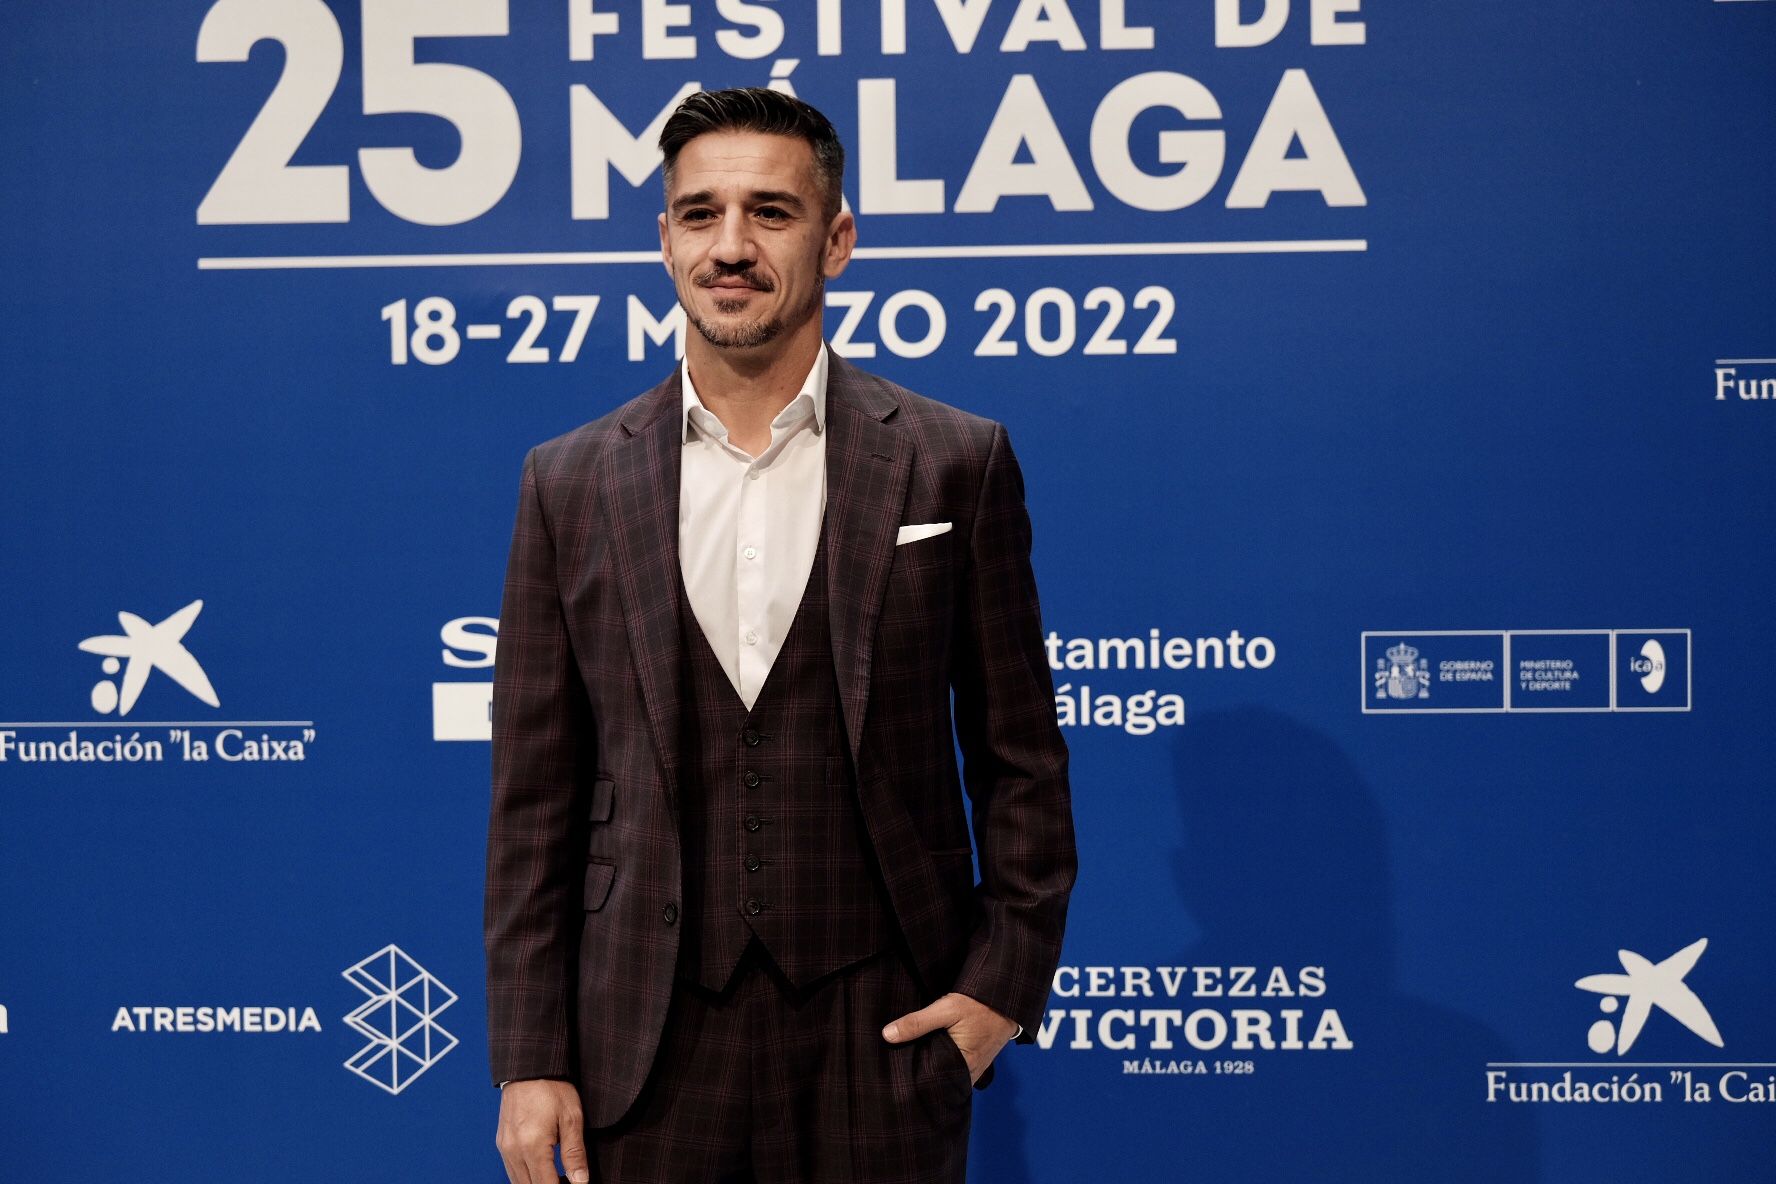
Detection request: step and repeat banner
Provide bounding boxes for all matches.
[3,2,1773,1180]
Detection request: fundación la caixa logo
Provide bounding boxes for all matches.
[107,943,456,1096]
[1361,629,1690,714]
[1487,936,1776,1106]
[0,597,317,765]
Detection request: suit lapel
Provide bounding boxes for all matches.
[605,372,685,813]
[823,352,913,765]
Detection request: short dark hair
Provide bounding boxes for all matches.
[658,88,846,222]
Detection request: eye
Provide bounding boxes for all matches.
[756,206,789,221]
[680,208,714,223]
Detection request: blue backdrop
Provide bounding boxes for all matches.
[4,2,1774,1179]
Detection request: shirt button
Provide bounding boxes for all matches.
[743,770,761,788]
[746,470,761,482]
[745,898,762,915]
[745,854,762,872]
[662,902,679,925]
[743,545,757,560]
[744,630,758,645]
[744,814,762,832]
[742,726,762,746]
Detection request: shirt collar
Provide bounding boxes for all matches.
[681,342,829,445]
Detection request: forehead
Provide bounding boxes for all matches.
[666,130,820,200]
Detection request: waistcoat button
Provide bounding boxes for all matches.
[743,770,761,788]
[662,902,679,925]
[745,898,762,915]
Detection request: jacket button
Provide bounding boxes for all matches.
[743,770,761,788]
[744,814,762,832]
[745,854,761,872]
[742,727,762,747]
[745,898,762,915]
[662,902,678,925]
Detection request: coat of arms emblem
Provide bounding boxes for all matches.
[1375,642,1430,700]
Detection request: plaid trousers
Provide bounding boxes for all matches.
[590,937,972,1184]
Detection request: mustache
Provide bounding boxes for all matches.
[696,266,773,291]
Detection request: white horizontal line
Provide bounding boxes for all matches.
[1488,1062,1776,1067]
[1715,358,1776,364]
[0,720,315,727]
[196,239,1369,271]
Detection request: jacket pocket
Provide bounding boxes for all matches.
[588,777,614,823]
[583,861,615,911]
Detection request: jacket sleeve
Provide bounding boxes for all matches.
[483,447,595,1086]
[948,422,1077,1043]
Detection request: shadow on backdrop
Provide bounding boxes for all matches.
[1164,707,1540,1181]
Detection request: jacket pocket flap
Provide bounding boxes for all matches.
[583,861,615,910]
[588,778,614,822]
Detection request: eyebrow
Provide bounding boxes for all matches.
[670,189,808,215]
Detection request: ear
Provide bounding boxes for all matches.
[822,209,857,280]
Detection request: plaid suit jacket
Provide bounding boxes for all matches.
[484,351,1077,1127]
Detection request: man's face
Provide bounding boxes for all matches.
[658,130,853,352]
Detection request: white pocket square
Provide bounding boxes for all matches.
[896,521,952,546]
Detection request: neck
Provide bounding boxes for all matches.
[684,318,824,447]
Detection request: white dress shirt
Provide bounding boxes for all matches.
[679,343,829,709]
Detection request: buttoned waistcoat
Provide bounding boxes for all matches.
[674,515,896,992]
[484,352,1077,1128]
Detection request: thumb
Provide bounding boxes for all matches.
[882,1000,945,1044]
[559,1114,591,1184]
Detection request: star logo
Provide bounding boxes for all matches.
[76,599,220,716]
[1575,937,1724,1056]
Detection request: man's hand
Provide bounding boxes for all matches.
[881,992,1019,1084]
[495,1078,591,1184]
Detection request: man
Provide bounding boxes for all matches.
[485,88,1075,1184]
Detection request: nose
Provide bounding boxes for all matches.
[711,208,756,267]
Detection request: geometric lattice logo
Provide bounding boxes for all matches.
[342,944,458,1095]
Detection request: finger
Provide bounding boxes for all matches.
[496,1109,533,1184]
[524,1140,558,1184]
[559,1112,592,1184]
[497,1148,528,1184]
[882,999,947,1043]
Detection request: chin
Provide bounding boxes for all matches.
[694,314,784,350]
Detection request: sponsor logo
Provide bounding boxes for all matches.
[1362,630,1690,714]
[441,619,1281,739]
[435,616,495,741]
[110,1005,322,1033]
[1576,938,1722,1056]
[1047,627,1278,736]
[342,944,458,1095]
[1374,642,1429,701]
[1615,631,1690,711]
[78,599,220,716]
[0,597,317,765]
[1486,935,1775,1105]
[1037,963,1350,1077]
